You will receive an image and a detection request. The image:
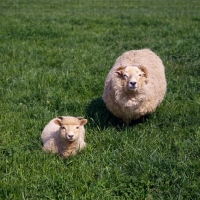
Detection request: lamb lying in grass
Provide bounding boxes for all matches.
[41,116,87,158]
[102,49,167,125]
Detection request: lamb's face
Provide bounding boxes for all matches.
[54,116,87,142]
[59,124,81,142]
[116,65,149,93]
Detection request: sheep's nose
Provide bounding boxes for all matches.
[68,135,74,139]
[130,81,136,86]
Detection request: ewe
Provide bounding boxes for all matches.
[102,49,167,125]
[41,116,87,158]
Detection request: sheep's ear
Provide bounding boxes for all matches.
[54,118,62,126]
[80,119,87,126]
[115,66,126,76]
[138,65,149,84]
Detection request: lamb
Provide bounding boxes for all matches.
[41,116,87,158]
[102,49,167,125]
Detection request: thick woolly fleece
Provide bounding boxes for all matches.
[102,49,167,125]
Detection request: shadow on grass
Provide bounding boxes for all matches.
[85,97,146,129]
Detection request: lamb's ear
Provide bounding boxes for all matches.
[77,116,84,120]
[54,117,62,126]
[80,119,88,126]
[138,65,149,84]
[115,66,126,76]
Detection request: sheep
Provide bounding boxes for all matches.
[102,49,167,125]
[41,116,87,158]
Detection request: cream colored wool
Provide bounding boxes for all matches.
[102,49,167,125]
[41,116,87,158]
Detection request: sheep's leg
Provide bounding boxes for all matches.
[141,116,145,123]
[123,118,131,126]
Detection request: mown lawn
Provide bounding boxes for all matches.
[0,0,200,199]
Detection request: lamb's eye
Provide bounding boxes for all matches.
[76,126,79,129]
[139,74,142,77]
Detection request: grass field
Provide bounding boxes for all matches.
[0,0,200,199]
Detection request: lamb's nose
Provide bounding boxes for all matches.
[130,81,136,86]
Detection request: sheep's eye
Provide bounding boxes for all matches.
[139,74,142,77]
[123,74,128,79]
[76,126,79,129]
[62,126,66,130]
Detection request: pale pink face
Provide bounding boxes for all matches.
[59,124,81,142]
[116,66,148,92]
[54,116,87,142]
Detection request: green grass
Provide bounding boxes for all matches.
[0,0,200,199]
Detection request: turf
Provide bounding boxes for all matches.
[0,0,200,199]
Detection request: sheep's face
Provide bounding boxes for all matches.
[115,65,149,93]
[54,116,87,142]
